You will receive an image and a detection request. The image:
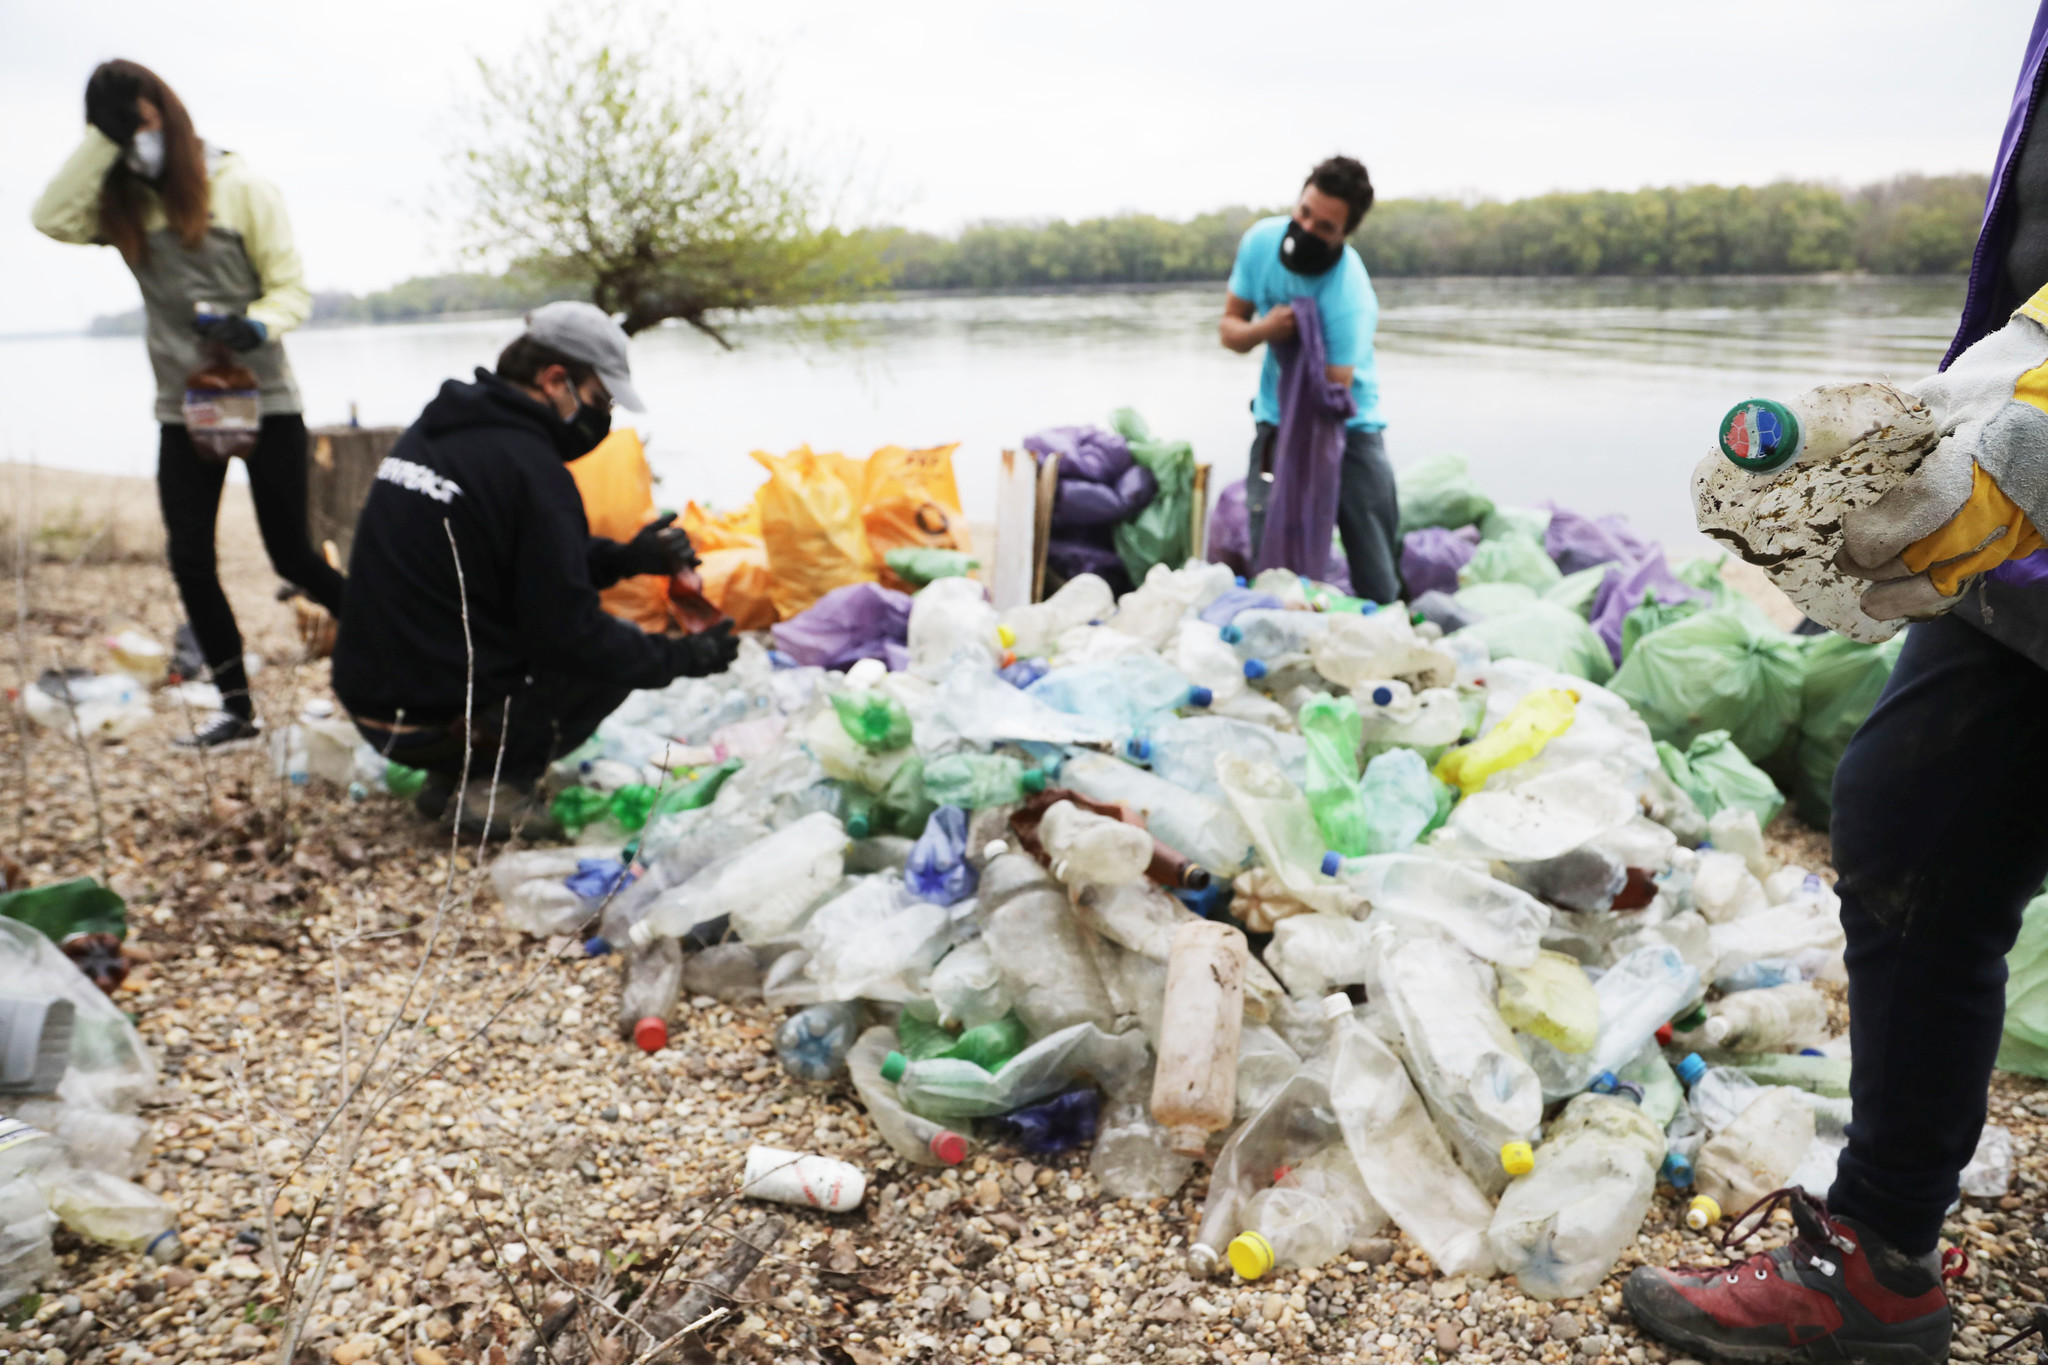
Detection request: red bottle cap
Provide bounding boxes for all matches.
[930,1131,969,1165]
[634,1017,669,1053]
[1655,1022,1674,1046]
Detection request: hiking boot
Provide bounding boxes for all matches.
[1623,1187,1953,1364]
[412,772,456,822]
[451,777,562,842]
[172,710,263,754]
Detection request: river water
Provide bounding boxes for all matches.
[2,276,1965,555]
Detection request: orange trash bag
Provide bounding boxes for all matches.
[567,430,673,634]
[683,501,779,632]
[753,445,875,619]
[861,443,972,590]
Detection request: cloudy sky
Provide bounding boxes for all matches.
[2,0,2037,334]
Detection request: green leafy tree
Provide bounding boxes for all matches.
[455,6,888,342]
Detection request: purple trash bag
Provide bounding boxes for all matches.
[1544,503,1659,575]
[906,805,978,906]
[1401,526,1483,598]
[1587,546,1708,663]
[1024,425,1134,485]
[769,581,912,670]
[1047,532,1134,595]
[1199,587,1284,627]
[1114,461,1158,515]
[1207,479,1251,577]
[1052,480,1128,528]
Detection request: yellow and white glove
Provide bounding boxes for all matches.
[1841,288,2048,619]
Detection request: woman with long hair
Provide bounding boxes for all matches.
[32,59,346,751]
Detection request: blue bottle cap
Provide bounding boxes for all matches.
[1360,601,1379,615]
[1234,575,1248,588]
[1799,1047,1825,1058]
[1126,736,1152,761]
[1370,686,1394,706]
[1677,1053,1707,1087]
[1320,851,1343,877]
[1187,686,1213,708]
[583,935,612,958]
[1589,1071,1620,1094]
[1243,659,1267,680]
[1661,1152,1694,1188]
[1220,625,1243,644]
[767,648,799,670]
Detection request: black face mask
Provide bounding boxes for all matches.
[1279,219,1344,276]
[551,397,612,460]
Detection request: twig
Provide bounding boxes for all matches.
[626,1307,727,1365]
[472,1206,558,1365]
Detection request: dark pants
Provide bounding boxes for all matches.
[353,670,635,786]
[1825,613,2048,1254]
[1245,422,1402,604]
[159,415,347,718]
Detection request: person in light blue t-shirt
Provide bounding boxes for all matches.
[1220,155,1399,601]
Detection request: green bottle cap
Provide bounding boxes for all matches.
[880,1051,908,1083]
[1021,768,1047,793]
[1718,399,1802,473]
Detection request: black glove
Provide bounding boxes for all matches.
[85,65,143,147]
[194,313,268,352]
[615,511,699,578]
[671,621,739,678]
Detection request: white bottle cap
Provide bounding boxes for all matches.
[984,840,1010,860]
[1703,1015,1733,1046]
[1321,992,1354,1021]
[627,919,655,948]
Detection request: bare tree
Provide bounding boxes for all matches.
[457,4,888,344]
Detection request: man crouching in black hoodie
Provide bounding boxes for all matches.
[332,302,739,837]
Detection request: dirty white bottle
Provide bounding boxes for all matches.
[1001,574,1117,657]
[908,577,1001,678]
[979,854,1116,1036]
[630,810,848,945]
[741,1145,867,1211]
[1695,1087,1817,1214]
[1701,983,1829,1051]
[1151,921,1250,1157]
[1038,800,1154,887]
[1487,1088,1666,1300]
[1057,751,1255,876]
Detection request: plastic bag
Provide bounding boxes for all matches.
[684,501,779,631]
[1543,504,1657,576]
[1656,730,1783,828]
[754,445,876,618]
[1453,602,1615,683]
[2000,892,2048,1080]
[770,583,912,670]
[862,444,972,590]
[1025,425,1133,484]
[1356,748,1449,854]
[1207,479,1252,578]
[1620,594,1704,661]
[1397,454,1494,535]
[1543,565,1611,619]
[1459,534,1563,591]
[1794,633,1904,828]
[1610,609,1805,763]
[1587,546,1706,664]
[1112,407,1196,583]
[1402,526,1482,598]
[1481,504,1552,544]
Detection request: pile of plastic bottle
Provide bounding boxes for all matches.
[484,555,1967,1298]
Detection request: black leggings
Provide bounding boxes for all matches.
[158,415,347,718]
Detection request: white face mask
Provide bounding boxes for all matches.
[125,129,165,179]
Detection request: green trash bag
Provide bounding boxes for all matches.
[1544,565,1611,619]
[1621,593,1706,660]
[1454,601,1615,684]
[1656,730,1783,827]
[1453,581,1541,620]
[1480,504,1552,544]
[1998,892,2048,1079]
[0,878,128,943]
[831,691,914,752]
[1112,407,1196,583]
[1609,608,1804,761]
[1794,632,1905,828]
[885,547,980,587]
[1672,554,1782,634]
[1458,533,1562,591]
[1397,453,1495,535]
[551,786,614,836]
[1356,747,1449,855]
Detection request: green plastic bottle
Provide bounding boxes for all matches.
[877,756,936,837]
[383,761,428,799]
[1298,693,1372,856]
[920,753,1046,809]
[885,547,981,587]
[550,786,613,835]
[649,758,745,819]
[609,784,660,832]
[831,691,914,753]
[895,1013,1029,1072]
[896,1012,958,1061]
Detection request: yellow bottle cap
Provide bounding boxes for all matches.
[1500,1141,1535,1176]
[1226,1231,1274,1280]
[1686,1195,1721,1231]
[997,623,1017,649]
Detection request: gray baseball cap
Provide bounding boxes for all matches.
[523,301,646,412]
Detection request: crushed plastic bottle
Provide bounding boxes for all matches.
[920,753,1045,809]
[1090,1100,1195,1199]
[37,1165,183,1260]
[979,853,1117,1035]
[906,806,978,905]
[1299,693,1372,855]
[799,876,955,1004]
[618,937,683,1051]
[1229,1144,1384,1280]
[1495,950,1600,1053]
[1038,800,1154,888]
[1222,609,1335,660]
[1525,944,1701,1101]
[1027,654,1212,732]
[908,576,1002,678]
[882,1022,1147,1120]
[830,690,914,752]
[1487,1087,1665,1299]
[1150,921,1249,1156]
[1353,747,1452,854]
[991,1087,1100,1155]
[895,1012,1029,1072]
[1126,715,1308,801]
[1056,751,1256,876]
[1434,688,1578,796]
[1321,853,1548,966]
[1001,574,1117,657]
[925,939,1014,1030]
[631,811,848,945]
[1700,982,1829,1051]
[1695,1086,1816,1213]
[846,1026,969,1167]
[776,1001,869,1082]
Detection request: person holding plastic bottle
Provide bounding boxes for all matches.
[1625,8,2048,1361]
[1217,156,1399,603]
[30,60,347,753]
[331,303,737,838]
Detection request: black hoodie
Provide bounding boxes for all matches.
[332,369,689,722]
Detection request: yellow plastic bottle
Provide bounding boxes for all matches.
[1500,1141,1535,1177]
[1434,688,1579,796]
[1685,1194,1721,1231]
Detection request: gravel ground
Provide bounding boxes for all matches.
[4,549,2046,1365]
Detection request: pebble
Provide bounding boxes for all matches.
[1352,1238,1396,1264]
[985,1337,1012,1357]
[966,1290,995,1322]
[1551,1311,1584,1342]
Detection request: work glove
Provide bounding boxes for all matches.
[193,312,269,353]
[670,620,740,678]
[1839,292,2048,619]
[84,65,142,147]
[615,511,699,578]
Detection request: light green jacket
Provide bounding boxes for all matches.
[32,127,310,423]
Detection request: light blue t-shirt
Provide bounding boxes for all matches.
[1226,215,1384,430]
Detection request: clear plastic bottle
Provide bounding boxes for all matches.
[926,938,1014,1030]
[1234,1022,1304,1120]
[37,1166,183,1260]
[908,576,1001,678]
[1056,752,1256,876]
[979,853,1116,1035]
[1038,800,1154,888]
[881,1022,1147,1119]
[1214,751,1348,912]
[1001,573,1116,658]
[1222,609,1335,661]
[906,806,977,905]
[846,1026,970,1167]
[799,875,954,1004]
[630,810,848,946]
[617,937,683,1051]
[1090,1099,1196,1200]
[0,1175,54,1312]
[1163,620,1252,705]
[775,1001,869,1082]
[1359,685,1467,754]
[1321,853,1549,966]
[1229,1144,1383,1280]
[1700,983,1829,1051]
[1298,693,1371,856]
[1695,1087,1816,1214]
[1307,611,1457,692]
[1486,1089,1666,1300]
[1150,921,1249,1157]
[1128,715,1308,801]
[1495,949,1600,1053]
[829,690,914,752]
[1110,561,1236,649]
[1524,944,1701,1101]
[930,666,1123,748]
[802,709,918,793]
[1027,654,1212,733]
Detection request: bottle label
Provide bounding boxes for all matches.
[0,1117,49,1156]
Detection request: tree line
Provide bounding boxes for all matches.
[85,174,1990,336]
